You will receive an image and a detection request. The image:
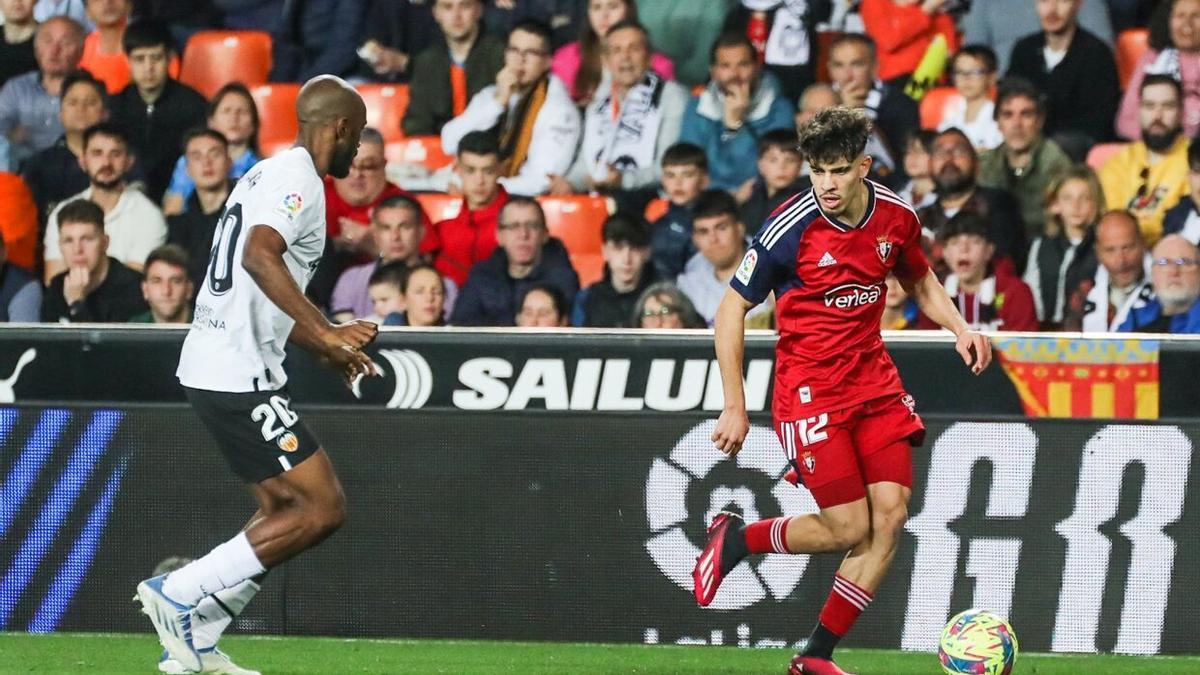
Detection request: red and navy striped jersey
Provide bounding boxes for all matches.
[730,179,930,415]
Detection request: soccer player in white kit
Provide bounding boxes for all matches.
[135,76,380,674]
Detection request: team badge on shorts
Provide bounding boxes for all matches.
[277,431,300,452]
[876,236,893,263]
[802,451,816,473]
[901,393,916,414]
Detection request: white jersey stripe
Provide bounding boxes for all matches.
[760,192,815,246]
[875,192,920,218]
[764,202,819,250]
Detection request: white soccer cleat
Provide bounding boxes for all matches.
[159,648,262,675]
[136,574,201,672]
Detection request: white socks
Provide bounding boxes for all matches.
[192,577,262,650]
[162,532,266,606]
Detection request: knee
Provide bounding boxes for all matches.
[829,518,870,550]
[872,503,908,541]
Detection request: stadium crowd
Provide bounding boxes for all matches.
[1,0,1199,334]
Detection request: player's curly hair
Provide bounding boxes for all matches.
[797,106,872,168]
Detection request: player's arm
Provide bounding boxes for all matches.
[712,287,755,456]
[241,225,379,383]
[902,268,993,374]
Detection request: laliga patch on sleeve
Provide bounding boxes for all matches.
[274,192,304,221]
[735,249,758,284]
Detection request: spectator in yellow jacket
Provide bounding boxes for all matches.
[1099,74,1190,245]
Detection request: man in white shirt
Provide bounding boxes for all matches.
[440,18,580,196]
[43,122,166,282]
[135,76,379,675]
[676,189,771,326]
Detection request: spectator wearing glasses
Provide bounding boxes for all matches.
[631,281,704,328]
[938,45,1002,151]
[451,196,579,325]
[1099,75,1190,247]
[1118,234,1200,332]
[441,19,581,196]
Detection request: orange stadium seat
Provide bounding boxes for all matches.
[571,252,605,287]
[643,197,669,223]
[251,83,301,157]
[1086,142,1127,170]
[538,195,612,258]
[385,136,455,171]
[1116,29,1150,90]
[357,84,409,143]
[180,31,272,99]
[414,193,463,222]
[919,86,958,130]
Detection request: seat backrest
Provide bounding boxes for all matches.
[414,193,463,223]
[251,83,301,157]
[385,136,455,171]
[537,195,612,258]
[180,30,272,99]
[571,253,605,288]
[1086,142,1128,170]
[356,84,410,143]
[1116,29,1150,90]
[643,198,669,223]
[919,86,958,130]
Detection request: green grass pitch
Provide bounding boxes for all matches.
[2,633,1199,674]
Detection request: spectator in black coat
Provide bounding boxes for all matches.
[571,211,656,327]
[271,0,369,82]
[354,0,438,83]
[451,196,579,325]
[166,128,232,293]
[1006,0,1120,160]
[108,19,206,203]
[722,0,832,105]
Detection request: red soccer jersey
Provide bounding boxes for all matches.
[731,180,930,416]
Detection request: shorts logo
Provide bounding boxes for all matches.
[802,451,816,473]
[876,236,893,263]
[276,431,299,452]
[901,393,916,415]
[735,249,758,284]
[275,192,303,221]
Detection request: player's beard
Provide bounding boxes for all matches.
[328,140,359,180]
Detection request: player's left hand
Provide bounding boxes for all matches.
[955,330,992,375]
[330,344,382,390]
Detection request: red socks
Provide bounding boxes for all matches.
[819,572,874,636]
[744,517,794,554]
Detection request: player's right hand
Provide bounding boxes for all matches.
[329,345,381,390]
[712,407,750,457]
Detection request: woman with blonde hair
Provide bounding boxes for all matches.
[1024,165,1105,328]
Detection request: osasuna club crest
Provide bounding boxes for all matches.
[876,236,893,263]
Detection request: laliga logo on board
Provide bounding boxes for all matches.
[353,349,433,409]
[644,420,820,610]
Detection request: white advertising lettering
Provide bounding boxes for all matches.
[823,283,882,309]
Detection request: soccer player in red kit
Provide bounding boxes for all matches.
[693,107,993,675]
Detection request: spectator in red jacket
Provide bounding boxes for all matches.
[920,210,1039,331]
[324,126,429,263]
[860,0,959,84]
[426,130,509,285]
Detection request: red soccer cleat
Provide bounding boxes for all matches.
[788,654,856,675]
[692,511,748,606]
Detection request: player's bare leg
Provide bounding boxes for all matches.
[789,482,910,674]
[244,449,346,566]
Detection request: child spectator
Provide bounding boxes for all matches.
[1024,165,1104,328]
[920,211,1039,331]
[739,128,811,231]
[938,45,1002,151]
[365,260,408,325]
[897,129,937,209]
[572,211,655,327]
[649,142,708,280]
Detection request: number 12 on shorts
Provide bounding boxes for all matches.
[796,413,829,447]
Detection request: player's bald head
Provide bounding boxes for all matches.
[296,75,366,129]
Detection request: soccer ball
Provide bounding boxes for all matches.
[938,609,1018,674]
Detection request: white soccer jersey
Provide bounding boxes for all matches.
[177,148,327,393]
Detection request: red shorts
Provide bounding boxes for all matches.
[774,392,925,509]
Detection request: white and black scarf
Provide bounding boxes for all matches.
[585,70,666,179]
[742,0,812,66]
